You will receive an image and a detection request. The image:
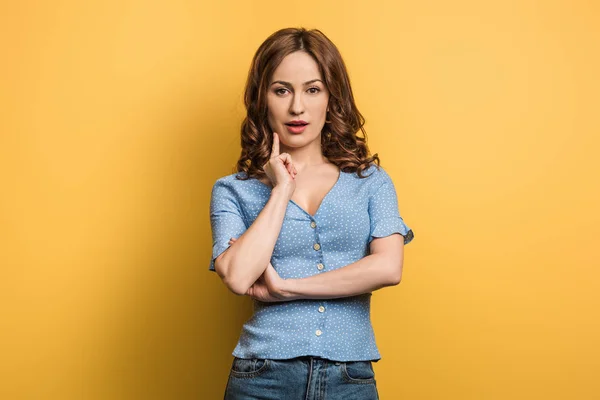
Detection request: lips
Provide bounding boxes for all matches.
[285,120,308,126]
[285,123,308,134]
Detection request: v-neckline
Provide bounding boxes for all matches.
[253,168,343,218]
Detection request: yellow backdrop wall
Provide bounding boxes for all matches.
[1,1,599,399]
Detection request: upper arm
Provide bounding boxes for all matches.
[208,179,248,275]
[367,168,414,279]
[370,234,405,284]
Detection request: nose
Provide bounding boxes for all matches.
[289,92,304,115]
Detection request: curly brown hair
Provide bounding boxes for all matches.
[234,27,381,180]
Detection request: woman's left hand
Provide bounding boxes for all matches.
[228,237,289,302]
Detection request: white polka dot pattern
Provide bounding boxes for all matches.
[208,163,414,361]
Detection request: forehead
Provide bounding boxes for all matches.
[271,51,322,82]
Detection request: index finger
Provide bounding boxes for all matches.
[271,131,280,158]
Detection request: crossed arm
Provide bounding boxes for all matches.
[231,233,405,302]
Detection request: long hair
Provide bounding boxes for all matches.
[235,27,380,180]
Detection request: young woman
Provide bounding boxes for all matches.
[209,27,414,400]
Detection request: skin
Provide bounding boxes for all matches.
[219,50,405,301]
[243,50,335,302]
[261,51,341,214]
[266,50,330,172]
[230,237,286,302]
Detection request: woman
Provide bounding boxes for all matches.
[209,27,414,400]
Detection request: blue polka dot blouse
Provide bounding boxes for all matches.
[208,163,414,361]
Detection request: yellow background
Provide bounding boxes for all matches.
[1,1,599,399]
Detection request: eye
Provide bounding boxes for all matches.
[274,88,288,96]
[308,87,320,94]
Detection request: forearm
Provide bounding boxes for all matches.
[281,253,400,300]
[221,187,289,295]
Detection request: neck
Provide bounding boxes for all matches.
[279,139,329,172]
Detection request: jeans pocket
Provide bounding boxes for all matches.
[229,357,271,378]
[341,361,376,384]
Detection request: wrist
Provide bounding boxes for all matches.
[271,184,293,201]
[280,278,301,301]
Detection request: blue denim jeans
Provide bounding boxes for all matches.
[224,356,379,399]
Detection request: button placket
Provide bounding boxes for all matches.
[310,217,327,341]
[311,218,325,271]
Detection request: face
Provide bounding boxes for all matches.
[267,51,330,148]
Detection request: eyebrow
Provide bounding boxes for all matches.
[270,79,323,87]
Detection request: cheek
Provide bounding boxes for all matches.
[313,97,329,115]
[266,105,278,125]
[267,113,279,132]
[267,99,285,120]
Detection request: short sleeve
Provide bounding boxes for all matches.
[208,179,248,272]
[368,170,414,245]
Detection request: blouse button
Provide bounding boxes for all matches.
[315,329,322,336]
[310,221,317,228]
[318,306,325,313]
[317,263,324,271]
[313,243,321,251]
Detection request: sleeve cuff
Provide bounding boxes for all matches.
[369,216,414,245]
[209,242,232,271]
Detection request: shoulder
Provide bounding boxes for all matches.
[213,171,240,185]
[212,170,253,187]
[345,163,392,190]
[210,171,251,197]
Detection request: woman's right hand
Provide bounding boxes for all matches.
[262,132,297,197]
